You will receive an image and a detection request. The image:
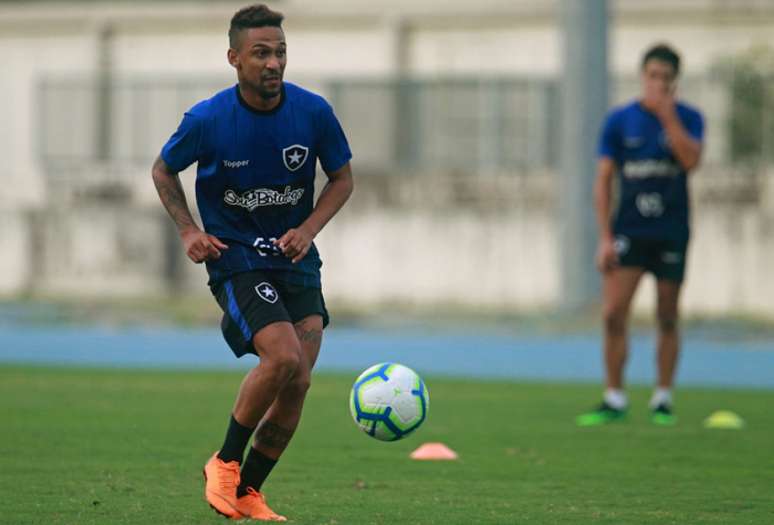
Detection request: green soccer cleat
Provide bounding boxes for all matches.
[651,404,677,426]
[576,402,627,427]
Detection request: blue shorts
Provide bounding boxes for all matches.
[211,270,329,358]
[613,235,688,283]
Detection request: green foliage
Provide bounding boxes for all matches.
[714,46,774,165]
[2,366,773,524]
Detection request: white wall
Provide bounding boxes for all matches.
[410,28,560,76]
[318,207,559,309]
[0,210,31,294]
[317,176,774,317]
[3,172,772,318]
[0,33,97,208]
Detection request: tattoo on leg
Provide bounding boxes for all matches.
[298,327,322,345]
[254,421,294,449]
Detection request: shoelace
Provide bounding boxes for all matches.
[218,461,241,491]
[245,487,265,503]
[244,487,279,516]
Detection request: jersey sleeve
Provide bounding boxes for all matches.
[597,111,621,160]
[316,103,352,173]
[160,111,205,173]
[684,109,705,143]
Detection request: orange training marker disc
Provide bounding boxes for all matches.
[410,442,459,460]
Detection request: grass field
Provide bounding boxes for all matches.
[1,366,773,524]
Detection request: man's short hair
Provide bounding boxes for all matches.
[229,4,284,49]
[641,44,681,76]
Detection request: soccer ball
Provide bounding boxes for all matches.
[349,362,430,441]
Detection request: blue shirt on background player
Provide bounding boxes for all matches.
[598,99,704,242]
[160,82,352,288]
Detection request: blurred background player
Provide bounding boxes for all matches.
[151,4,353,520]
[577,44,704,427]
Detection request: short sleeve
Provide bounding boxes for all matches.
[160,112,204,173]
[597,111,620,160]
[684,110,704,143]
[316,103,352,173]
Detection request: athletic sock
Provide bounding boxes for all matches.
[238,446,278,497]
[604,388,628,410]
[649,387,673,409]
[217,414,255,464]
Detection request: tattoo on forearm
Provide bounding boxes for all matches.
[254,421,294,449]
[152,161,196,230]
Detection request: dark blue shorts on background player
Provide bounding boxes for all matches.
[613,236,688,282]
[160,82,351,352]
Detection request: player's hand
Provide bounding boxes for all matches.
[642,92,676,123]
[275,224,315,264]
[181,228,228,263]
[595,237,618,274]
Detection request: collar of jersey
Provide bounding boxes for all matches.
[235,84,286,116]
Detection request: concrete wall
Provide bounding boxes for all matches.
[3,170,772,318]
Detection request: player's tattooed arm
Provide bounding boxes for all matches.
[151,156,197,233]
[254,421,294,450]
[151,156,228,263]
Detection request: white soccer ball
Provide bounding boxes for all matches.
[349,362,430,441]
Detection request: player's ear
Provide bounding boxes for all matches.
[227,47,239,69]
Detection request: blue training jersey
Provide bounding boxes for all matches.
[598,99,704,242]
[160,82,352,288]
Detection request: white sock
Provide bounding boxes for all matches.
[649,387,672,409]
[604,388,628,410]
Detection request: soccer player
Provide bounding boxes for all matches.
[576,44,704,427]
[151,4,353,520]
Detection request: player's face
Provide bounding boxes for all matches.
[229,26,287,99]
[641,59,677,99]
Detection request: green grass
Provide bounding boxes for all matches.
[1,366,773,524]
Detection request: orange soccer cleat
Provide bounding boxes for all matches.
[203,452,242,519]
[234,487,287,522]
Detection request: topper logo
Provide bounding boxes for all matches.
[223,159,250,168]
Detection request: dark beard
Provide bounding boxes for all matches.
[259,89,280,100]
[258,80,282,100]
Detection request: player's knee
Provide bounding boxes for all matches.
[657,313,678,333]
[287,370,312,398]
[258,342,301,380]
[603,308,627,336]
[275,346,301,378]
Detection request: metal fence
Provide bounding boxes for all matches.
[327,77,559,172]
[36,70,774,180]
